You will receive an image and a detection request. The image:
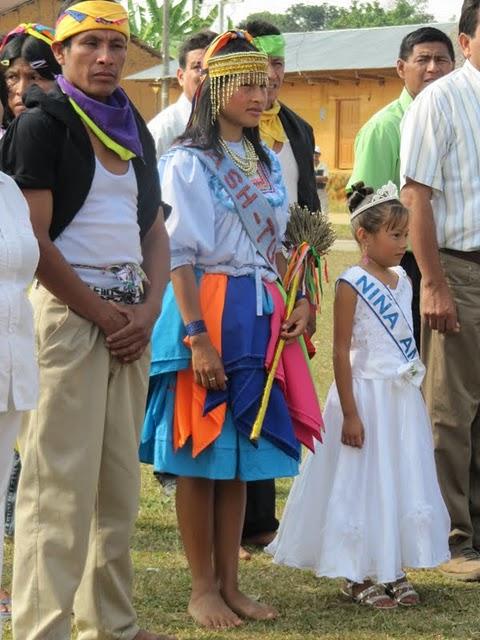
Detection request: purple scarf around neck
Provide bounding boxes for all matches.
[57,74,143,158]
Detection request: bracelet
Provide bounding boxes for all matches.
[185,319,207,337]
[295,291,306,301]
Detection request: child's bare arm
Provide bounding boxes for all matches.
[333,282,364,448]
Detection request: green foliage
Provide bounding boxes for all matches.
[244,0,434,33]
[241,5,341,32]
[239,10,300,32]
[128,0,218,55]
[329,0,434,29]
[284,3,342,31]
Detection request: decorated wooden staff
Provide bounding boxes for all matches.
[250,205,336,442]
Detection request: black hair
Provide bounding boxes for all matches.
[459,0,480,37]
[236,19,281,37]
[347,181,409,239]
[0,33,61,125]
[178,30,217,69]
[399,26,455,62]
[0,34,61,79]
[177,36,271,170]
[0,70,8,128]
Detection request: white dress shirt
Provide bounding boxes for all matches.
[148,93,192,160]
[0,172,39,411]
[401,60,480,251]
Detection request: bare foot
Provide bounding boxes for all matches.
[242,531,276,546]
[188,590,243,629]
[239,545,252,561]
[222,587,278,621]
[134,630,177,640]
[0,588,11,618]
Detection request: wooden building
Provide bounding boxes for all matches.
[0,3,457,190]
[127,21,457,188]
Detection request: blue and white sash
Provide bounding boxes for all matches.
[172,145,280,274]
[340,266,425,386]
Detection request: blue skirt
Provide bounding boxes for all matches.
[139,278,299,481]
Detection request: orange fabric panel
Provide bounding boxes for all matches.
[173,274,228,457]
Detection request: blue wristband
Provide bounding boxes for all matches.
[296,291,306,301]
[185,320,207,337]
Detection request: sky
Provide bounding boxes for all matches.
[204,0,464,25]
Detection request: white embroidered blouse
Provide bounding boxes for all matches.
[0,172,39,411]
[160,141,288,282]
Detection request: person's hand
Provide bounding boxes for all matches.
[341,415,365,448]
[306,304,317,338]
[421,280,460,334]
[281,298,310,341]
[105,302,160,363]
[93,299,130,337]
[190,333,227,391]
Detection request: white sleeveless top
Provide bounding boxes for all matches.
[346,266,416,379]
[277,140,299,205]
[54,158,141,288]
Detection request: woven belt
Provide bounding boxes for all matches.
[440,248,480,266]
[70,262,148,304]
[89,284,143,304]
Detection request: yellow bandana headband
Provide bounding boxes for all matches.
[55,0,130,43]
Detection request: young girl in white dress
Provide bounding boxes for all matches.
[267,181,450,609]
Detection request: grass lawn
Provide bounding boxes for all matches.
[3,249,478,640]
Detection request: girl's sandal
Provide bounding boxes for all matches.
[385,579,420,606]
[341,581,397,610]
[0,597,11,620]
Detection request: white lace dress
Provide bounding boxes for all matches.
[267,266,450,584]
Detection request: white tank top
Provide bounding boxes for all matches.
[277,140,299,206]
[55,158,141,288]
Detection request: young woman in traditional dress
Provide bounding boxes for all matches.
[140,31,322,629]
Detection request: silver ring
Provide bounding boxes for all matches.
[208,377,216,382]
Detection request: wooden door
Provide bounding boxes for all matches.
[336,99,360,170]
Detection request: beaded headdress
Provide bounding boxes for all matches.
[350,181,399,220]
[202,30,268,122]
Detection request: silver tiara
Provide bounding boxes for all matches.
[350,181,399,220]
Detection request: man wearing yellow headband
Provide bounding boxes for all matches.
[239,18,319,213]
[0,2,174,640]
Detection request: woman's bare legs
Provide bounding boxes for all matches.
[214,479,278,621]
[176,477,242,629]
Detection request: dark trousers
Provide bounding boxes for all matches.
[242,479,279,539]
[400,251,421,350]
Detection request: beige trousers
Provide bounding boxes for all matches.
[422,252,480,553]
[12,286,150,640]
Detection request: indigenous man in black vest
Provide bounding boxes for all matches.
[237,18,320,557]
[1,1,173,638]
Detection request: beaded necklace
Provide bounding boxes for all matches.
[219,136,258,177]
